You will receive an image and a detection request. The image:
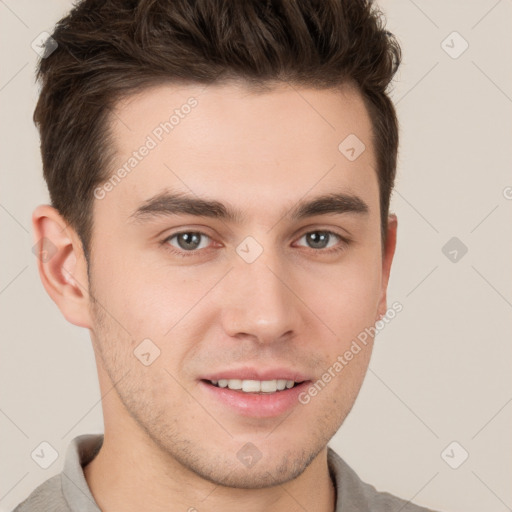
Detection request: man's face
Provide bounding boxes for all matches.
[87,81,392,487]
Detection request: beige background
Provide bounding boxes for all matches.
[1,1,511,511]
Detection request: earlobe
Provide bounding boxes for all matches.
[376,214,398,320]
[32,204,93,329]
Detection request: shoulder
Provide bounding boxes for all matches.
[11,474,71,512]
[328,447,442,512]
[12,434,103,512]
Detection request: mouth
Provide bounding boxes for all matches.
[199,377,311,418]
[202,378,305,394]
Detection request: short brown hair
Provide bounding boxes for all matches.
[34,0,401,261]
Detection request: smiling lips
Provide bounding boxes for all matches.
[201,367,311,395]
[208,378,301,393]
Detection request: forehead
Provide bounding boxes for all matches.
[101,81,377,222]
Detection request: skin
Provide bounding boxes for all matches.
[33,81,397,512]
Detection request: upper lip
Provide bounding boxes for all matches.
[201,367,311,382]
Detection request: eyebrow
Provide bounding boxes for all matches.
[129,190,369,224]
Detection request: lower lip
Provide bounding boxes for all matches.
[199,380,311,418]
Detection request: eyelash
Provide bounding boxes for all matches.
[160,229,350,259]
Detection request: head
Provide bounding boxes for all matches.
[33,0,401,489]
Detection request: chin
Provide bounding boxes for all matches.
[193,450,316,489]
[156,436,322,490]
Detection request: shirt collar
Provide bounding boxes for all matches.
[61,434,102,512]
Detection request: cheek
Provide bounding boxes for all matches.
[305,250,383,343]
[90,238,203,337]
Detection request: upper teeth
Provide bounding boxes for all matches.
[211,379,297,392]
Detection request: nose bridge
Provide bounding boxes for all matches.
[220,242,301,343]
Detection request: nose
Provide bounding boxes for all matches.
[219,248,304,345]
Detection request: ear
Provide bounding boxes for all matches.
[376,214,398,321]
[32,204,93,328]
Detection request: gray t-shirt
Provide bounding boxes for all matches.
[13,434,440,511]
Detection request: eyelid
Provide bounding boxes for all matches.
[294,222,352,240]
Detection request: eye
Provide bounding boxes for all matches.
[164,231,212,257]
[294,230,347,254]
